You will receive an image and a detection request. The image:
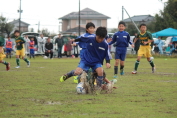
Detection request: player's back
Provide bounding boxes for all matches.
[82,37,109,66]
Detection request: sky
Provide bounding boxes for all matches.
[0,0,167,33]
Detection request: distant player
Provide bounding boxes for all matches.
[108,21,132,78]
[14,30,30,68]
[29,37,35,59]
[132,24,155,74]
[0,35,10,70]
[60,27,111,90]
[5,36,13,58]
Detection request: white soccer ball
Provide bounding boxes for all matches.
[150,57,154,60]
[43,56,48,59]
[76,82,86,94]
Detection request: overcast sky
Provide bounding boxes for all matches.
[0,0,167,33]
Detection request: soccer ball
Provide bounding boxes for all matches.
[76,82,86,94]
[43,56,48,59]
[150,57,154,60]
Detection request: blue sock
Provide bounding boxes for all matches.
[97,76,103,86]
[66,70,75,78]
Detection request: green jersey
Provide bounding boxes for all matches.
[15,36,26,50]
[136,31,153,46]
[0,36,5,47]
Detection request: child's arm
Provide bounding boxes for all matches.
[144,33,153,45]
[108,34,116,45]
[0,46,3,53]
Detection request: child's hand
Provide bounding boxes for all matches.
[106,63,111,68]
[131,44,134,48]
[107,38,112,43]
[70,39,75,42]
[143,42,148,45]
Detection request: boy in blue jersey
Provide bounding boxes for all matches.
[108,21,132,78]
[73,22,95,58]
[60,27,111,87]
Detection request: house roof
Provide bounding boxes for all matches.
[62,27,86,34]
[9,19,30,25]
[59,8,110,20]
[123,15,154,22]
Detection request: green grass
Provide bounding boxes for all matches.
[0,57,177,118]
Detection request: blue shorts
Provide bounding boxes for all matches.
[30,49,35,54]
[78,61,102,71]
[6,48,12,53]
[115,47,127,61]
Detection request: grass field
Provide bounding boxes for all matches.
[0,57,177,118]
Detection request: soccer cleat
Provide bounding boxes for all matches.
[132,70,137,74]
[27,61,30,67]
[15,66,20,69]
[120,69,124,75]
[60,75,68,82]
[6,63,10,71]
[113,74,118,78]
[73,76,78,83]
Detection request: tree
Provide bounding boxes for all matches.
[126,23,139,36]
[110,28,117,33]
[149,0,177,31]
[0,16,14,36]
[41,28,50,37]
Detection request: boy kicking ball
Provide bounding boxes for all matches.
[60,27,111,93]
[132,24,155,74]
[14,30,30,68]
[0,35,10,71]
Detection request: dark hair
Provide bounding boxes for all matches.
[96,27,107,38]
[14,30,20,34]
[118,21,126,26]
[139,23,146,28]
[7,36,11,38]
[86,22,95,32]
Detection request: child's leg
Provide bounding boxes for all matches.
[147,57,155,68]
[134,56,141,71]
[95,67,104,87]
[120,60,125,75]
[114,59,119,75]
[16,55,20,66]
[22,56,29,64]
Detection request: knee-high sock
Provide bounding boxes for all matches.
[134,60,140,71]
[16,58,20,66]
[97,76,103,87]
[23,58,29,63]
[149,60,154,67]
[114,66,118,74]
[2,60,8,65]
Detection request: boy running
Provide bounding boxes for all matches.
[60,27,111,88]
[14,30,30,68]
[132,24,155,74]
[29,37,35,59]
[108,21,132,78]
[0,35,10,70]
[6,36,13,58]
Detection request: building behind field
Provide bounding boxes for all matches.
[59,8,110,34]
[123,15,154,26]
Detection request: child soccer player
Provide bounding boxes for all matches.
[6,36,13,59]
[132,24,155,74]
[14,30,30,68]
[0,35,10,70]
[108,21,132,78]
[60,27,111,89]
[29,37,35,59]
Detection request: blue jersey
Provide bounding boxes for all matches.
[78,33,95,49]
[109,31,131,47]
[78,37,111,66]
